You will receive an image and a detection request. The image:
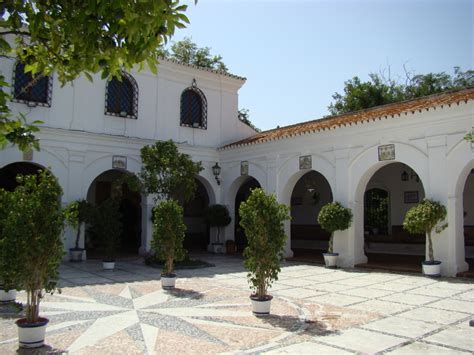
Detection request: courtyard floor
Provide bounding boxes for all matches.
[1,253,473,354]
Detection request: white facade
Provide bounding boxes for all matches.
[1,56,473,276]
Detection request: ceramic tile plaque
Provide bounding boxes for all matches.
[299,155,312,170]
[112,155,127,170]
[378,144,395,161]
[240,161,249,176]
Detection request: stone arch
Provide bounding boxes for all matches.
[82,155,141,197]
[278,153,335,205]
[289,170,334,261]
[86,168,143,257]
[345,143,429,267]
[0,146,68,193]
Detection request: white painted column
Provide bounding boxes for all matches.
[447,195,469,275]
[139,194,155,255]
[65,152,86,259]
[334,149,367,267]
[271,157,294,258]
[426,136,458,276]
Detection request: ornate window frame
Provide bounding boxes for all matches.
[180,79,207,129]
[11,61,52,107]
[104,72,139,119]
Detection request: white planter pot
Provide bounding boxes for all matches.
[16,317,49,348]
[0,289,17,303]
[102,261,115,270]
[250,295,273,315]
[70,249,84,262]
[323,253,339,268]
[422,261,441,277]
[212,243,224,254]
[161,274,177,289]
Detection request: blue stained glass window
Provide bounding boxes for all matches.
[13,62,51,105]
[106,77,136,118]
[180,87,207,129]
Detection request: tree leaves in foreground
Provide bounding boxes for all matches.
[0,1,192,150]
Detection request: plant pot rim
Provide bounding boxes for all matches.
[161,273,177,278]
[323,252,339,256]
[69,247,85,251]
[102,259,115,263]
[16,317,49,328]
[422,260,442,265]
[250,294,273,302]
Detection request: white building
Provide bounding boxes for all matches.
[1,57,473,276]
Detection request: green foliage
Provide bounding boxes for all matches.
[1,1,192,150]
[139,140,203,202]
[159,37,228,72]
[403,199,447,261]
[239,188,290,299]
[0,170,64,323]
[64,199,93,249]
[238,108,261,132]
[317,202,353,253]
[89,199,122,261]
[151,199,187,275]
[328,67,474,116]
[364,189,389,231]
[0,189,21,291]
[205,204,231,244]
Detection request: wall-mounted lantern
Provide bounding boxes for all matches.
[212,162,221,185]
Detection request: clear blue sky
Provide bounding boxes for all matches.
[173,0,473,131]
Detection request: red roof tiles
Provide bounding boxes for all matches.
[221,87,474,150]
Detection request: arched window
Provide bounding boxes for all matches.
[180,81,207,129]
[12,61,52,107]
[105,72,138,119]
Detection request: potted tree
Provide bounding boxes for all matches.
[152,199,187,288]
[90,198,123,270]
[403,199,447,277]
[239,188,290,315]
[64,199,93,262]
[317,202,353,268]
[205,204,231,253]
[0,189,19,303]
[1,171,64,348]
[139,140,202,283]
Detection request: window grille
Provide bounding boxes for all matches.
[180,81,207,129]
[105,72,138,119]
[12,61,52,107]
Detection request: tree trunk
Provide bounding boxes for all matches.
[328,233,334,253]
[75,223,82,249]
[216,227,220,244]
[427,231,434,262]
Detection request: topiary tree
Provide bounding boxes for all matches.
[64,199,93,251]
[0,189,21,293]
[152,199,187,275]
[317,202,353,253]
[239,188,290,300]
[403,199,447,262]
[139,140,203,203]
[205,204,231,244]
[89,198,123,262]
[1,170,64,324]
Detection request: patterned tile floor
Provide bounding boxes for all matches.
[1,253,473,354]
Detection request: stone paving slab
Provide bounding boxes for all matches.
[1,255,473,354]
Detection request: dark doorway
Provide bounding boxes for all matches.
[0,162,44,191]
[290,171,333,261]
[234,177,261,252]
[86,170,142,257]
[359,162,426,270]
[183,178,210,251]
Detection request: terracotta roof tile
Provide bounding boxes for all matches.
[221,87,474,150]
